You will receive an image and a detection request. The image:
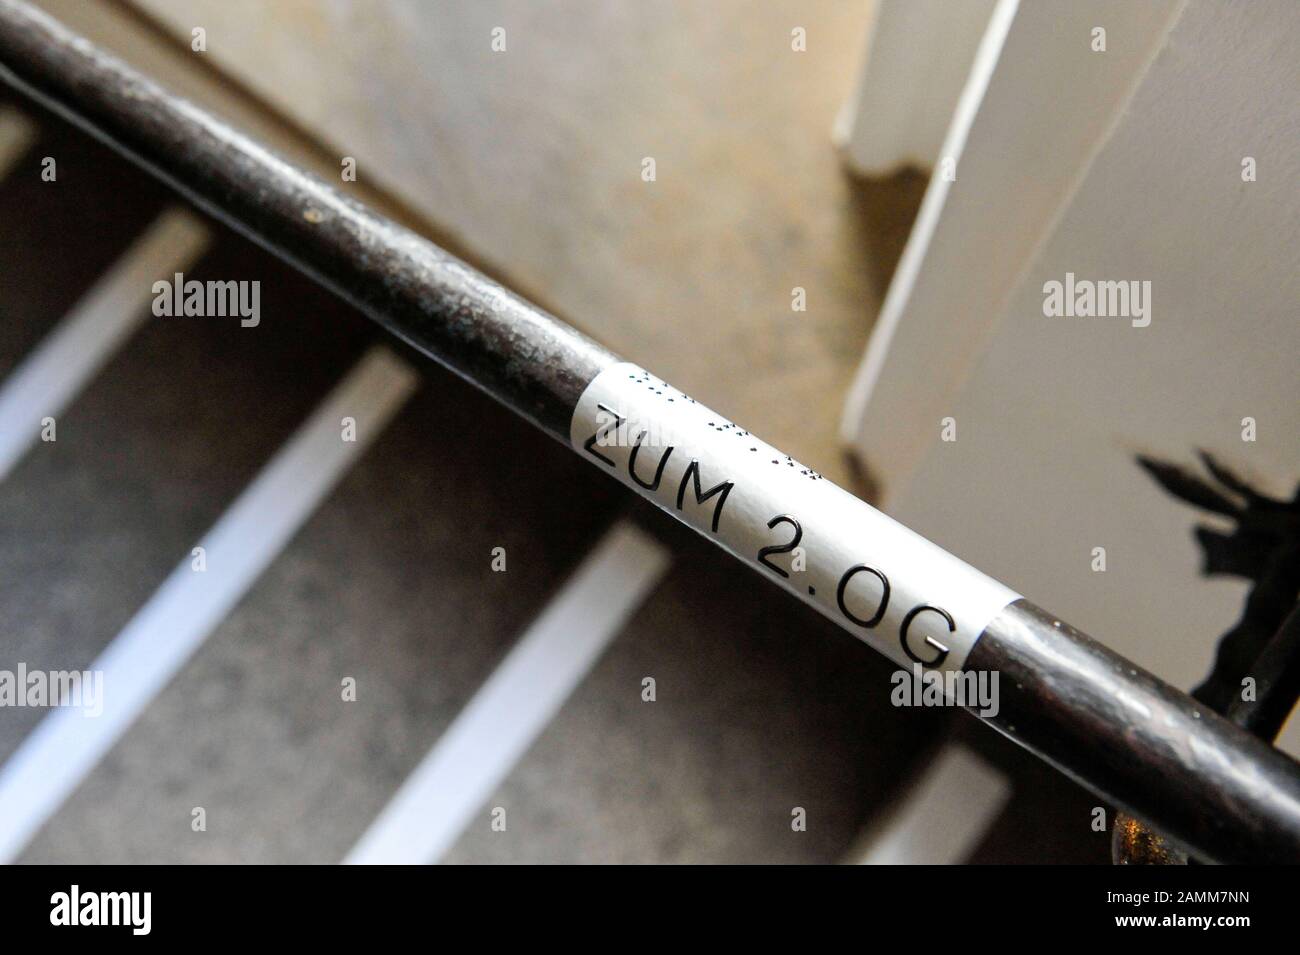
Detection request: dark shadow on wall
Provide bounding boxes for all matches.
[836,165,928,504]
[843,165,929,304]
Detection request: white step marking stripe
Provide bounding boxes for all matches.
[0,346,418,863]
[346,521,671,865]
[850,744,1010,864]
[0,105,36,180]
[0,208,210,481]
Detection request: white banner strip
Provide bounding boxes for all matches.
[0,207,210,481]
[346,520,671,865]
[570,363,1019,675]
[0,346,418,863]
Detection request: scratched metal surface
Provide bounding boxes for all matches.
[0,92,1107,863]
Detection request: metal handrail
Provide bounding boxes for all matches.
[1,0,1297,864]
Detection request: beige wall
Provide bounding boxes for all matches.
[880,2,1299,747]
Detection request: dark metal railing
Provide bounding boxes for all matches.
[1,0,1297,864]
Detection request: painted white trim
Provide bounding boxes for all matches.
[346,520,671,865]
[0,346,418,863]
[835,0,998,176]
[840,0,1185,504]
[838,0,1017,497]
[0,207,210,481]
[0,105,37,180]
[849,744,1009,864]
[880,0,1300,698]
